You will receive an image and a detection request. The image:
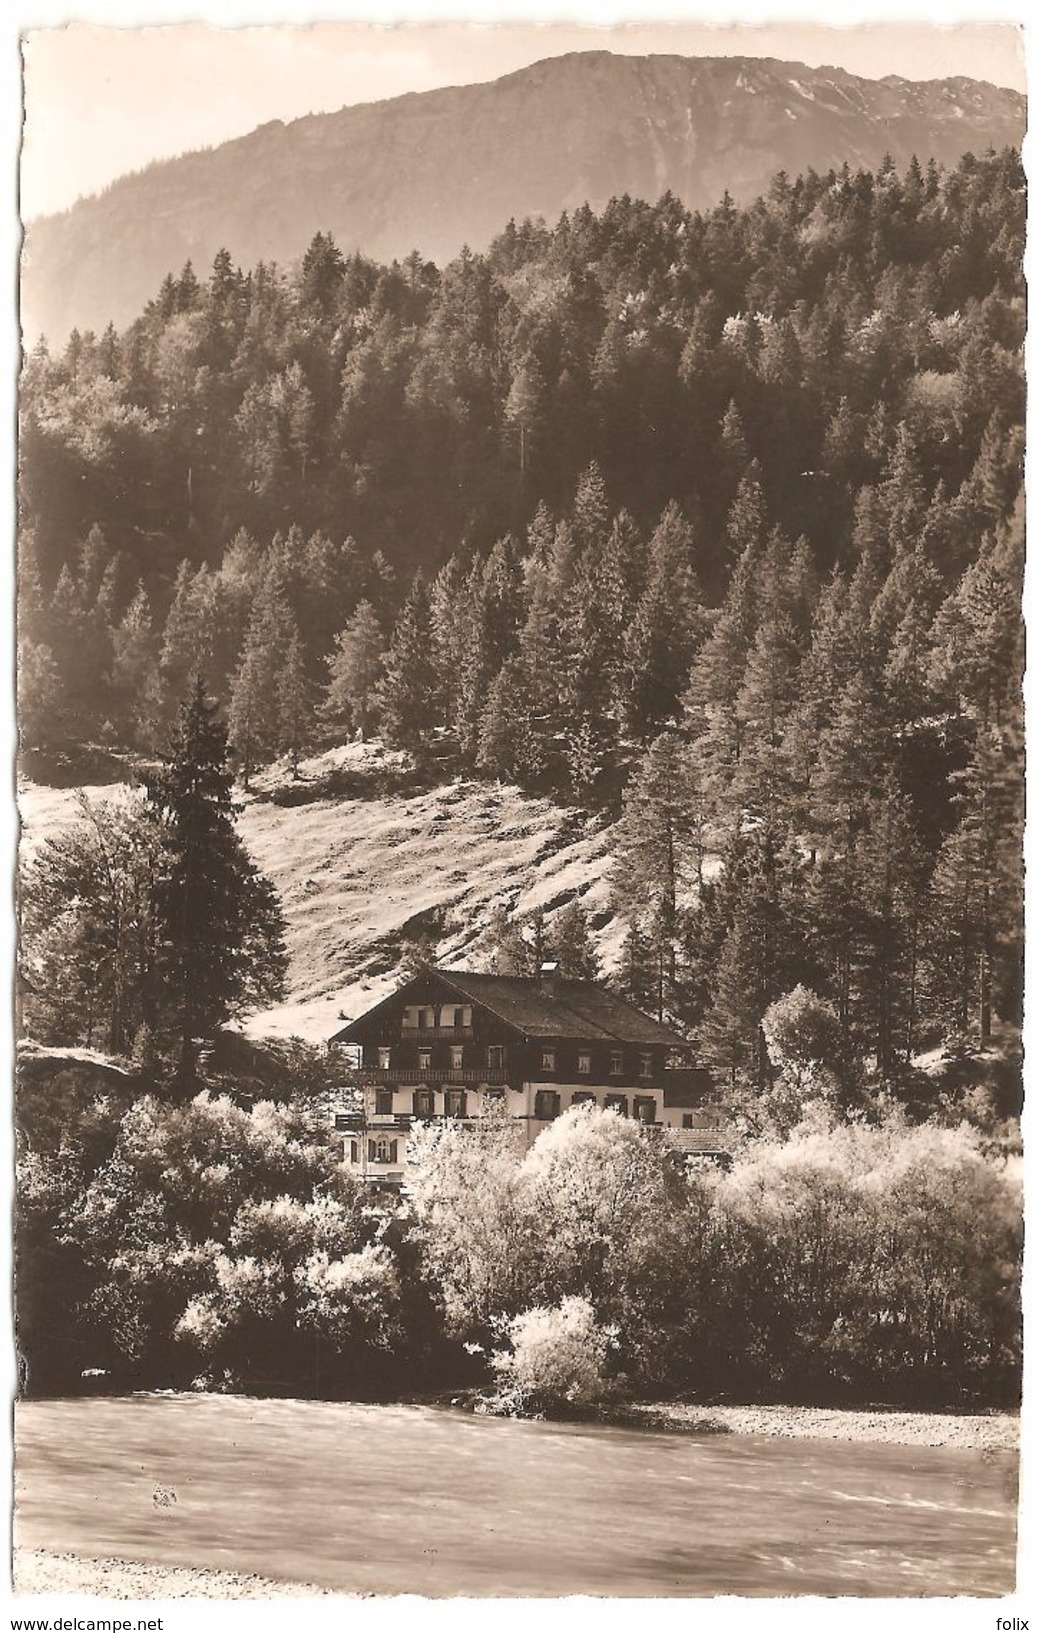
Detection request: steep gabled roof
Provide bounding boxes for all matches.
[330,967,688,1048]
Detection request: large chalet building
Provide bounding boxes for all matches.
[329,964,725,1185]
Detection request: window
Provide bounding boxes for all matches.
[541,1049,556,1072]
[640,1052,653,1078]
[487,1045,505,1072]
[633,1095,656,1125]
[378,1047,391,1069]
[577,1052,591,1075]
[534,1090,561,1121]
[375,1088,394,1116]
[413,1088,435,1118]
[450,1045,464,1069]
[418,1049,432,1071]
[610,1050,624,1076]
[605,1094,629,1117]
[444,1089,468,1119]
[369,1137,399,1164]
[571,1090,597,1107]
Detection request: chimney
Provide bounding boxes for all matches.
[539,960,560,994]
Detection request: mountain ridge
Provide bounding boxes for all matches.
[21,50,1024,342]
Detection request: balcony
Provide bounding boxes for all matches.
[355,1067,502,1085]
[400,1026,474,1040]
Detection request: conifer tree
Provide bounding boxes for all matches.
[476,657,553,787]
[570,460,610,554]
[324,601,386,739]
[142,676,287,1084]
[557,543,617,802]
[548,901,600,981]
[725,457,768,560]
[867,787,929,1073]
[377,575,439,759]
[278,629,313,778]
[683,533,761,833]
[227,574,295,784]
[427,555,468,746]
[620,502,707,741]
[611,924,659,1015]
[611,732,706,1018]
[728,530,807,829]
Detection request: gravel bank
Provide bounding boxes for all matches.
[13,1549,351,1599]
[638,1404,1019,1451]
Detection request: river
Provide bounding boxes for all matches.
[14,1396,1018,1597]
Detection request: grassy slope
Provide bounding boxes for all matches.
[18,743,625,1046]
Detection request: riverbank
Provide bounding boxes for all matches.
[13,1549,344,1598]
[636,1403,1018,1451]
[455,1386,1018,1449]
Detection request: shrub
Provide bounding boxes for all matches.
[491,1296,617,1416]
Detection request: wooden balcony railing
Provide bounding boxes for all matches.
[400,1026,474,1040]
[354,1067,504,1085]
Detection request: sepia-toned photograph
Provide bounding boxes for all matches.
[11,11,1026,1607]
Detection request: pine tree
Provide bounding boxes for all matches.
[481,903,535,975]
[476,656,553,787]
[920,731,1022,1051]
[611,924,659,1015]
[278,630,313,778]
[728,531,807,830]
[683,533,761,834]
[570,460,610,554]
[428,555,469,747]
[227,573,295,784]
[854,781,929,1077]
[697,829,801,1094]
[142,676,287,1084]
[377,575,439,759]
[620,501,707,741]
[725,458,768,560]
[557,543,617,803]
[548,901,600,981]
[611,732,706,1018]
[323,601,385,739]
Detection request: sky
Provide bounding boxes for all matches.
[18,15,1027,221]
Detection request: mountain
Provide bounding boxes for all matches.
[21,50,1024,343]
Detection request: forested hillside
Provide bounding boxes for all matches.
[19,147,1024,1111]
[21,50,1024,342]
